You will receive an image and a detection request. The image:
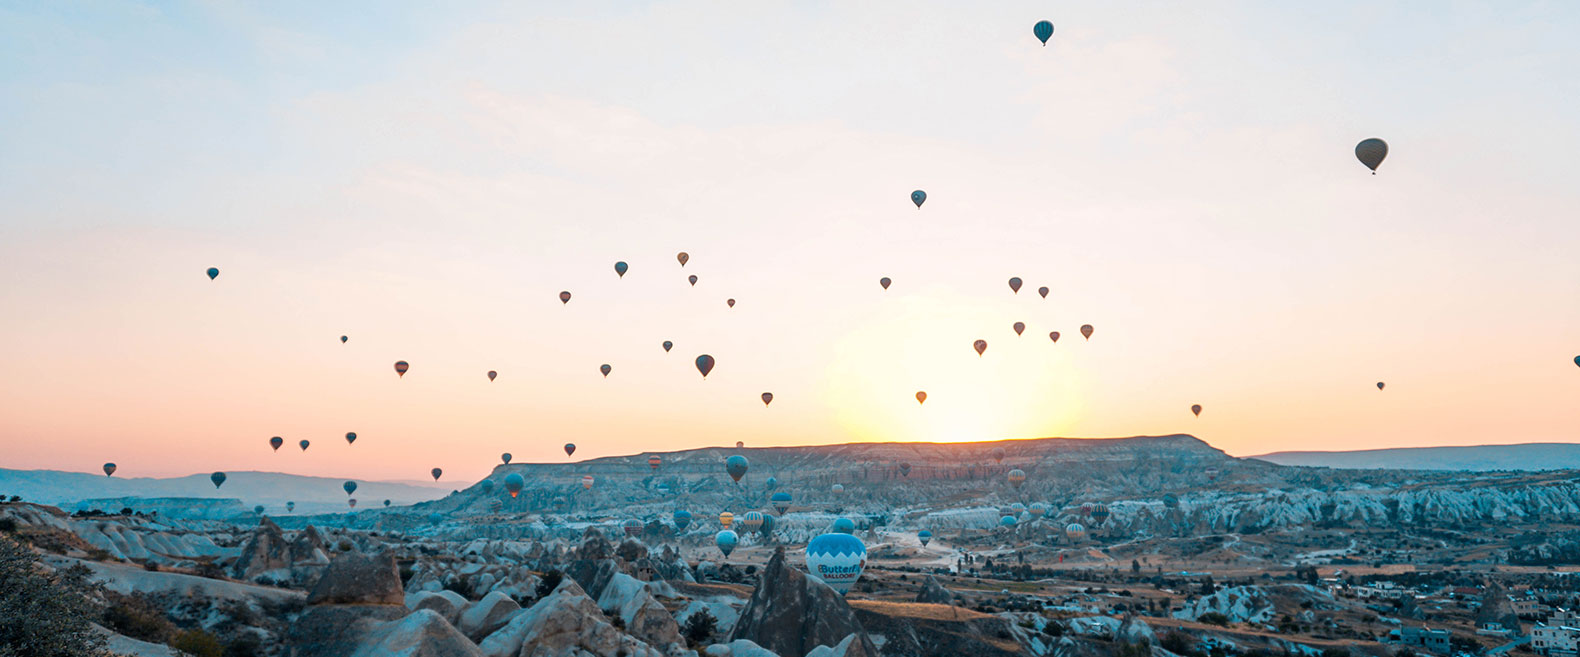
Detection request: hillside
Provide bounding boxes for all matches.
[1251,443,1580,471]
[0,469,450,516]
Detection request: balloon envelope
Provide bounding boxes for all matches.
[806,533,866,595]
[771,492,792,514]
[759,513,776,538]
[206,267,219,280]
[992,447,1006,463]
[725,455,749,482]
[879,277,891,290]
[740,511,764,533]
[716,530,738,557]
[343,481,356,495]
[564,443,576,457]
[340,335,348,343]
[911,190,926,208]
[761,392,773,406]
[600,364,611,377]
[581,475,594,490]
[1038,286,1049,298]
[559,291,571,304]
[487,370,497,381]
[1049,331,1060,343]
[1008,469,1027,488]
[727,298,735,308]
[480,479,494,494]
[504,473,524,498]
[1065,523,1086,540]
[623,518,643,536]
[1080,325,1094,340]
[831,484,845,496]
[718,511,734,529]
[918,530,932,546]
[696,354,716,378]
[345,432,356,445]
[103,463,116,477]
[973,339,987,356]
[688,274,698,286]
[254,505,264,515]
[1034,20,1054,45]
[286,502,295,512]
[1191,404,1202,417]
[501,453,512,464]
[648,455,662,470]
[915,391,927,405]
[395,361,409,377]
[765,476,778,490]
[269,436,283,451]
[832,517,855,534]
[614,261,628,277]
[1000,515,1017,527]
[899,462,911,477]
[299,440,310,451]
[430,468,442,481]
[1008,277,1022,293]
[1377,382,1386,390]
[1355,138,1388,173]
[673,510,692,530]
[677,252,689,266]
[662,341,673,352]
[1013,322,1025,336]
[210,472,227,488]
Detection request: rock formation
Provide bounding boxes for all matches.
[727,547,877,657]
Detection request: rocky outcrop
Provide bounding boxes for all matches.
[232,517,289,578]
[408,590,467,625]
[458,591,522,643]
[915,575,956,604]
[851,601,1021,657]
[478,578,661,657]
[702,639,780,657]
[804,633,877,657]
[347,609,483,657]
[284,605,412,657]
[598,572,682,649]
[308,550,406,606]
[727,547,877,657]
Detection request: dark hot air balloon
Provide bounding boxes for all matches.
[1008,469,1026,488]
[716,530,738,557]
[487,370,497,382]
[345,432,356,445]
[564,443,576,457]
[103,463,116,477]
[1191,404,1202,417]
[1034,20,1054,45]
[343,481,356,495]
[761,392,773,406]
[614,261,628,278]
[1013,322,1025,336]
[1008,277,1022,293]
[1038,286,1049,299]
[1355,138,1388,174]
[600,364,611,377]
[879,277,891,290]
[992,447,1006,462]
[383,499,391,507]
[771,492,792,514]
[727,298,735,308]
[688,275,698,286]
[395,361,409,377]
[430,468,442,481]
[911,190,926,208]
[725,455,749,482]
[673,509,692,530]
[1377,382,1386,390]
[1049,331,1060,343]
[299,439,310,451]
[504,473,524,498]
[695,354,715,379]
[648,455,661,470]
[662,341,673,352]
[501,453,512,464]
[559,291,571,304]
[900,462,911,477]
[206,267,219,280]
[1080,325,1094,340]
[270,436,283,451]
[340,335,348,343]
[211,472,227,489]
[677,252,689,266]
[973,339,987,356]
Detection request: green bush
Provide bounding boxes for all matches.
[0,534,108,656]
[1198,612,1231,626]
[102,590,177,643]
[683,607,717,645]
[171,629,224,657]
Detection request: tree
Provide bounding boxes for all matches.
[683,607,717,645]
[1132,559,1141,575]
[170,629,223,657]
[0,534,108,656]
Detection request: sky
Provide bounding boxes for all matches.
[2,1,1578,482]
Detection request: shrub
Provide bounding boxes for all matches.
[0,518,16,533]
[1198,612,1231,626]
[102,590,177,643]
[683,607,717,645]
[536,570,564,599]
[224,631,263,657]
[171,629,224,657]
[0,534,108,656]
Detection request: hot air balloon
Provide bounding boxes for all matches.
[737,441,745,449]
[974,339,987,356]
[677,252,690,267]
[1355,138,1388,174]
[740,511,764,533]
[269,436,283,451]
[879,277,891,290]
[564,443,576,457]
[771,492,792,515]
[1574,355,1580,368]
[911,190,926,208]
[716,530,738,557]
[623,519,643,537]
[719,511,734,529]
[1034,20,1054,45]
[501,453,512,464]
[1080,325,1094,340]
[761,392,773,406]
[899,462,911,477]
[345,432,356,445]
[299,439,310,451]
[1163,493,1179,509]
[600,364,611,377]
[395,361,409,377]
[1000,515,1017,527]
[488,370,497,382]
[806,533,865,595]
[286,501,295,512]
[1049,331,1060,343]
[991,447,1006,463]
[581,475,594,490]
[1038,286,1049,299]
[688,275,698,286]
[340,335,348,343]
[1008,277,1022,293]
[1191,404,1202,417]
[918,530,932,546]
[480,479,494,494]
[505,473,524,498]
[383,499,391,507]
[1029,502,1047,519]
[1008,469,1026,488]
[428,512,443,525]
[254,505,264,515]
[832,517,855,534]
[831,484,845,496]
[206,267,219,280]
[348,498,357,508]
[1065,523,1086,541]
[915,391,927,405]
[102,463,116,477]
[343,481,357,495]
[430,468,442,481]
[614,261,629,278]
[1377,382,1386,390]
[759,513,776,538]
[1013,322,1025,336]
[696,354,715,379]
[726,298,735,308]
[662,341,673,352]
[1090,504,1111,526]
[1011,502,1027,515]
[725,455,749,482]
[673,510,693,530]
[210,472,227,489]
[559,291,571,304]
[765,476,778,490]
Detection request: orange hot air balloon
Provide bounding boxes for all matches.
[677,252,689,267]
[1038,286,1049,298]
[719,511,734,529]
[1080,324,1094,340]
[1049,331,1060,343]
[1013,322,1025,336]
[394,361,409,377]
[879,277,891,290]
[581,475,594,490]
[559,291,571,304]
[1008,277,1022,293]
[973,340,987,356]
[1191,404,1202,417]
[487,370,497,382]
[727,298,735,308]
[761,392,773,406]
[695,354,715,379]
[915,391,927,405]
[648,455,662,470]
[688,275,698,286]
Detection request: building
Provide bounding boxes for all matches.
[1531,624,1580,657]
[1392,627,1452,654]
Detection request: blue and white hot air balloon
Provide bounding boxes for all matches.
[805,532,866,595]
[770,491,792,515]
[673,509,693,531]
[1000,515,1017,527]
[716,530,739,557]
[918,529,933,546]
[832,517,856,534]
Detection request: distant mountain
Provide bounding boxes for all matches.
[0,469,450,516]
[1251,443,1580,471]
